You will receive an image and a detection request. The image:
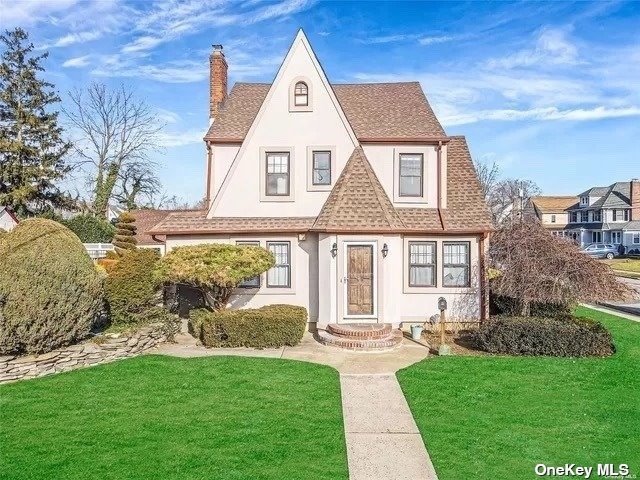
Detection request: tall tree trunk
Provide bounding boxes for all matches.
[93,163,119,218]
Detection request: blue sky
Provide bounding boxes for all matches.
[2,0,639,204]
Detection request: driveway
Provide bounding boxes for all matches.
[597,276,640,317]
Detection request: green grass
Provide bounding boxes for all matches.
[0,356,348,480]
[603,257,640,273]
[397,307,639,480]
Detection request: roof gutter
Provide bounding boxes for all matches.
[436,140,446,230]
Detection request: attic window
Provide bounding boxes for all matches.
[294,82,308,106]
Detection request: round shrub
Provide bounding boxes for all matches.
[0,219,104,355]
[62,214,115,243]
[472,315,614,357]
[106,248,160,325]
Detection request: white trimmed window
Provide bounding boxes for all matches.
[551,214,556,223]
[399,153,423,197]
[443,242,470,287]
[592,231,602,243]
[580,211,588,223]
[593,210,602,222]
[294,81,309,106]
[408,242,436,287]
[570,212,578,223]
[611,231,622,244]
[266,152,290,196]
[312,151,331,186]
[634,233,640,244]
[236,241,260,288]
[267,241,291,288]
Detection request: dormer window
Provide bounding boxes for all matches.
[580,196,588,206]
[294,82,308,106]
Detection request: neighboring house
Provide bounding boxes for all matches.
[529,180,640,250]
[148,30,493,328]
[130,209,198,256]
[527,196,580,242]
[0,206,19,232]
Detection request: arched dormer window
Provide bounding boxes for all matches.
[294,81,308,106]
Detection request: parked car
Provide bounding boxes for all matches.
[581,243,618,259]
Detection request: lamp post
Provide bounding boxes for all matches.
[437,297,451,356]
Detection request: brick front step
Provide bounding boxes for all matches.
[327,323,393,340]
[317,326,403,351]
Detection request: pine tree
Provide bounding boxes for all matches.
[0,28,72,217]
[112,212,137,256]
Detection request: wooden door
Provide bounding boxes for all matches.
[347,245,374,315]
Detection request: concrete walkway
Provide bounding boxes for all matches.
[341,374,438,480]
[152,332,438,478]
[583,303,640,322]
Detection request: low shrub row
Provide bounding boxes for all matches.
[490,293,571,318]
[190,304,307,348]
[472,315,614,357]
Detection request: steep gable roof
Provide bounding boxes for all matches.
[312,147,405,232]
[205,82,446,142]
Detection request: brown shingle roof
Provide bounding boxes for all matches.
[147,211,316,235]
[131,209,201,245]
[204,82,446,142]
[312,147,405,232]
[530,196,578,214]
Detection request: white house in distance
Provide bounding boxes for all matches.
[148,30,492,334]
[0,206,18,232]
[529,179,640,251]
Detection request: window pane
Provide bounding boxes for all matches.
[400,156,422,176]
[410,266,434,287]
[312,151,331,185]
[266,153,289,195]
[400,176,421,196]
[443,266,469,287]
[267,243,290,287]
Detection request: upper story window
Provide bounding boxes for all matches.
[593,210,602,222]
[399,153,423,197]
[294,82,308,106]
[613,209,630,221]
[570,212,578,223]
[580,211,588,223]
[551,214,556,223]
[266,152,290,196]
[580,196,589,206]
[312,151,331,186]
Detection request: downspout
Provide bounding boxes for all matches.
[479,231,489,324]
[205,142,212,207]
[436,141,446,230]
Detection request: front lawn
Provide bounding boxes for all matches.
[0,356,348,480]
[603,257,640,278]
[397,307,639,480]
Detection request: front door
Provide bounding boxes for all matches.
[346,245,374,316]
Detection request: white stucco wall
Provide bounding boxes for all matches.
[209,144,240,203]
[165,233,319,321]
[209,37,357,218]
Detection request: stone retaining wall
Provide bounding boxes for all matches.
[0,324,167,384]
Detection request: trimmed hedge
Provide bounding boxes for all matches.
[490,293,571,318]
[105,249,160,325]
[61,214,115,243]
[472,315,614,357]
[0,219,104,354]
[192,304,307,348]
[113,212,137,256]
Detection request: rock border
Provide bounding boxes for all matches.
[0,324,166,384]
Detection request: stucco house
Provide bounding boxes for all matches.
[0,206,18,232]
[529,180,640,251]
[148,30,492,330]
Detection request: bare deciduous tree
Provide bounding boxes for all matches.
[64,83,163,218]
[473,157,500,200]
[488,178,541,225]
[490,221,635,316]
[113,163,161,210]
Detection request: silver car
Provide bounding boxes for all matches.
[581,243,619,259]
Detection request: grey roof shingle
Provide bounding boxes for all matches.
[205,82,446,142]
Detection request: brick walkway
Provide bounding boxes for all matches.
[340,374,438,480]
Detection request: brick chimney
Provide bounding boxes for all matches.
[209,44,227,121]
[631,178,640,221]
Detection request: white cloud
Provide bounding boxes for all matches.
[157,129,205,147]
[418,35,455,46]
[155,108,181,124]
[121,35,164,54]
[47,30,102,48]
[92,59,208,83]
[441,106,640,126]
[62,55,91,68]
[0,0,78,27]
